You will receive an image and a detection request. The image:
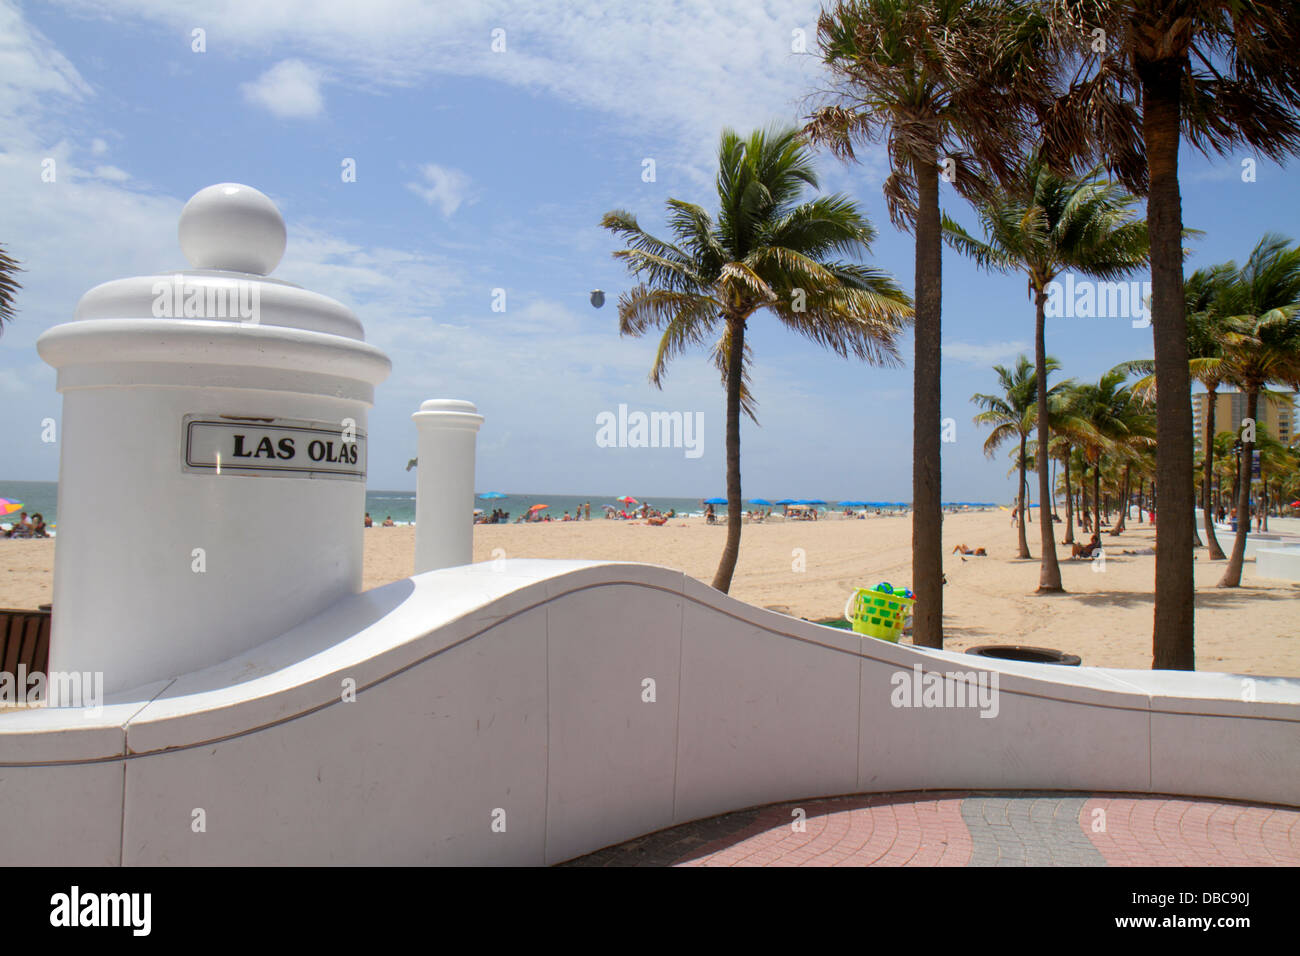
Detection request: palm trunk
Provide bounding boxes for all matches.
[1203,383,1226,559]
[1218,387,1257,587]
[1017,435,1031,558]
[911,152,943,648]
[1080,468,1090,533]
[1138,478,1145,522]
[1034,289,1059,588]
[1115,463,1131,532]
[1093,458,1102,537]
[710,317,746,592]
[1063,447,1075,544]
[1141,58,1195,669]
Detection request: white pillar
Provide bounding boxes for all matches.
[37,183,390,696]
[412,400,484,573]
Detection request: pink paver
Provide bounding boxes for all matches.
[1080,795,1300,866]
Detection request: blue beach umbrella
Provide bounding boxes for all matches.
[477,492,508,499]
[703,497,728,504]
[775,498,796,505]
[749,498,772,506]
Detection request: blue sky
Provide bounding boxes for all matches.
[2,0,1298,502]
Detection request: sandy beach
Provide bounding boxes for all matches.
[3,509,1297,675]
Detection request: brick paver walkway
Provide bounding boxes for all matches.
[562,791,1300,867]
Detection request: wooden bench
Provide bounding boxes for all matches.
[1,605,52,678]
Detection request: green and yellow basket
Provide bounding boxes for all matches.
[844,586,915,642]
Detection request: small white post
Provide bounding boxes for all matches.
[412,400,484,573]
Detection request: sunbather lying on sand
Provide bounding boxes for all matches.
[951,544,986,556]
[1072,534,1102,559]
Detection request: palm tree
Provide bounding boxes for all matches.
[943,153,1148,589]
[0,244,21,335]
[1133,265,1238,558]
[1252,422,1291,532]
[1108,389,1157,532]
[1036,1,1300,669]
[1071,367,1150,536]
[1210,236,1300,587]
[601,126,912,593]
[973,355,1063,558]
[805,0,1042,647]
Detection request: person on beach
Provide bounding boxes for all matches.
[1072,533,1102,559]
[30,514,48,538]
[382,515,395,527]
[364,513,373,528]
[705,504,715,525]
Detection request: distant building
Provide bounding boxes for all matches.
[1192,388,1296,447]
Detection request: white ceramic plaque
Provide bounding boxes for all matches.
[183,415,366,480]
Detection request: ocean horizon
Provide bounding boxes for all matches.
[2,480,1003,529]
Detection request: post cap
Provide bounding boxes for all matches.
[178,183,287,275]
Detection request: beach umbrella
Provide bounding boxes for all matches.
[808,499,827,505]
[601,504,617,511]
[618,496,638,504]
[703,497,727,504]
[477,492,508,499]
[775,498,796,505]
[528,503,549,513]
[749,498,772,506]
[0,499,23,517]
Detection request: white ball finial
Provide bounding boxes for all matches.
[178,183,286,275]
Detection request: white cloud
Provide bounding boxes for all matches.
[52,1,833,173]
[0,0,92,144]
[90,137,108,155]
[406,164,474,218]
[92,164,128,181]
[942,340,1031,365]
[240,59,325,119]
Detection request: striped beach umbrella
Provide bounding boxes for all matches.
[0,498,23,517]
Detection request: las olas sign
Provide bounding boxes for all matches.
[183,415,365,481]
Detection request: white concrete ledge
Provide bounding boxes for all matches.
[1,559,1296,865]
[1256,546,1300,582]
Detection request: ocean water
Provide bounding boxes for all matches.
[1,482,807,529]
[369,492,738,524]
[0,481,58,527]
